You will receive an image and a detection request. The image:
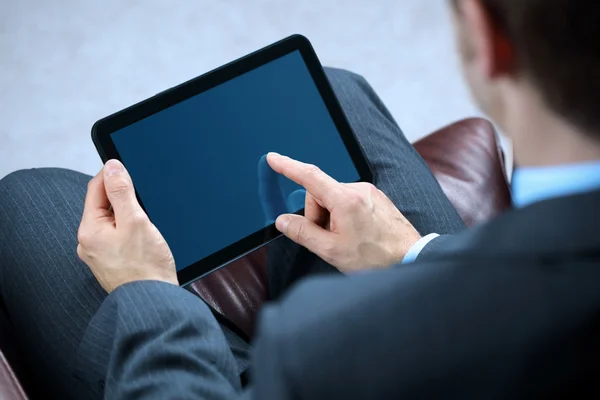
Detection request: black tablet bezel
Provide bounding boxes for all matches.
[92,34,373,286]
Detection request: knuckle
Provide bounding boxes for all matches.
[291,220,305,243]
[77,228,90,246]
[355,182,377,194]
[129,211,148,227]
[108,177,130,196]
[365,182,378,193]
[76,244,86,260]
[305,164,322,177]
[345,191,367,209]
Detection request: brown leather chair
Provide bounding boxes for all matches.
[0,117,511,399]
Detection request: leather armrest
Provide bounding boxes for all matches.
[191,249,268,337]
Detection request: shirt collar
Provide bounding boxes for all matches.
[512,160,600,208]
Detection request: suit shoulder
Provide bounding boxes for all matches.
[255,257,600,398]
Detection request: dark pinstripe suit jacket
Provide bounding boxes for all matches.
[75,189,600,399]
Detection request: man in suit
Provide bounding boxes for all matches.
[1,0,599,398]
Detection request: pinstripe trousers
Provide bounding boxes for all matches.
[0,68,465,399]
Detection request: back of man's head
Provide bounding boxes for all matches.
[453,0,600,138]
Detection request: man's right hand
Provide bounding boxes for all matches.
[266,153,422,273]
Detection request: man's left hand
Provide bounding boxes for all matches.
[77,160,178,293]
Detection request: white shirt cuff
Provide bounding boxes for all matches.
[401,233,440,264]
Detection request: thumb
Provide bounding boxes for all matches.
[276,214,334,257]
[103,159,142,223]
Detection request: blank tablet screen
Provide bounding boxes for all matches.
[111,50,360,272]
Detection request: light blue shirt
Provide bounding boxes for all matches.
[402,160,600,263]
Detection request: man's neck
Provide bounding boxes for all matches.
[501,86,600,168]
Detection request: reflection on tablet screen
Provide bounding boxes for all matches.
[111,51,360,271]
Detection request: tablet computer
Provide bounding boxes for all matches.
[92,34,372,286]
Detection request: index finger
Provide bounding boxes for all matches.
[266,153,342,208]
[258,154,287,222]
[82,170,112,223]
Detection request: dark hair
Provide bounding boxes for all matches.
[457,0,600,136]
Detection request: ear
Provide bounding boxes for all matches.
[460,0,516,78]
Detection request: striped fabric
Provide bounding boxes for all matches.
[0,68,464,398]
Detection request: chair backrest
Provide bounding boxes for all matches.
[413,118,512,226]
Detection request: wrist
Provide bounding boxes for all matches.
[142,275,179,287]
[390,231,422,265]
[402,233,441,264]
[108,276,179,293]
[397,231,423,263]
